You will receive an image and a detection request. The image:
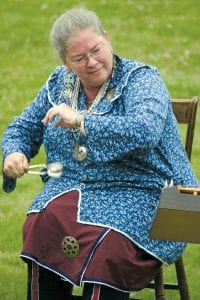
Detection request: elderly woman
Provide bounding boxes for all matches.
[2,6,198,300]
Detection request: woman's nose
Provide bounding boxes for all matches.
[86,55,98,67]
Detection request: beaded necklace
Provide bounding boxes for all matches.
[68,57,116,161]
[71,76,110,114]
[72,77,110,161]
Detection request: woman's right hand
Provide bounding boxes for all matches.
[3,152,29,178]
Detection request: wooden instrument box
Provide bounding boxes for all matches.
[150,186,200,243]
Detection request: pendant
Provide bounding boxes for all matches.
[74,144,87,161]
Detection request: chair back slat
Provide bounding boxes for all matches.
[171,97,198,161]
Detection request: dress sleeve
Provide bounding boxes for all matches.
[1,84,49,161]
[83,68,171,162]
[1,66,65,161]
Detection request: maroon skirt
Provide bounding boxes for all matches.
[21,190,161,292]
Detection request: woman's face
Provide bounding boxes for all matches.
[65,29,113,89]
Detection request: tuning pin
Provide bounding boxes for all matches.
[164,180,168,188]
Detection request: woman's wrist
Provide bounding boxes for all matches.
[72,113,84,129]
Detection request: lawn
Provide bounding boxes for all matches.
[0,0,200,299]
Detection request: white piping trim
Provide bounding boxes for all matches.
[29,187,167,265]
[46,76,56,107]
[79,229,111,282]
[83,279,131,293]
[77,195,167,265]
[91,64,147,117]
[21,254,75,286]
[28,188,80,214]
[23,254,136,293]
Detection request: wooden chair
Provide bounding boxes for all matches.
[144,96,199,300]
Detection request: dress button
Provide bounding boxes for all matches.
[80,183,85,190]
[82,175,87,181]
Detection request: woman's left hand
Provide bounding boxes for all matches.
[42,103,77,128]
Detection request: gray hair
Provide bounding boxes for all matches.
[50,7,104,63]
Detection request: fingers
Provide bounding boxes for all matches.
[3,153,29,178]
[42,104,77,128]
[42,104,67,124]
[42,107,56,124]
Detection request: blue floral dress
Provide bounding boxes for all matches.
[2,54,198,266]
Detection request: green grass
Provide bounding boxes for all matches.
[0,0,200,299]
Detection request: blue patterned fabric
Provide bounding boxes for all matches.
[2,55,198,264]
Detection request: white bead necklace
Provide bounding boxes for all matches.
[72,78,110,161]
[71,77,110,114]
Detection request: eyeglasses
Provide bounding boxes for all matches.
[68,44,104,67]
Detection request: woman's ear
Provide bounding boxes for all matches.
[103,31,112,52]
[103,31,109,41]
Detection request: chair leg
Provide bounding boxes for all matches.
[154,268,165,300]
[175,257,190,300]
